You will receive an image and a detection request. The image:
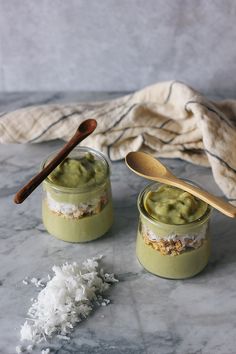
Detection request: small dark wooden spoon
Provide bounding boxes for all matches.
[14,119,97,204]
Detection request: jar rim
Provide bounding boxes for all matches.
[137,181,212,229]
[41,146,110,193]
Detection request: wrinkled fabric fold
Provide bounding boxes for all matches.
[0,81,235,202]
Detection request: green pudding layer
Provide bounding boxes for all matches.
[47,153,106,188]
[136,230,210,279]
[42,150,113,242]
[42,199,113,243]
[144,185,208,224]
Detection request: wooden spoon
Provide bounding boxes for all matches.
[125,151,236,218]
[14,119,97,204]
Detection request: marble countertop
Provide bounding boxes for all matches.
[1,93,236,354]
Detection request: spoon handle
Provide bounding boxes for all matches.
[14,119,97,204]
[164,176,236,218]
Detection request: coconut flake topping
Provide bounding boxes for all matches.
[19,256,118,351]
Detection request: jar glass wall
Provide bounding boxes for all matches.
[42,147,113,242]
[136,182,212,279]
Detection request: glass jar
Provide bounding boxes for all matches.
[42,147,113,242]
[136,182,212,279]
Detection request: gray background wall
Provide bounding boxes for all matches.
[0,0,236,95]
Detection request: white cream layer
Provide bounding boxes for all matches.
[46,192,100,217]
[142,223,208,247]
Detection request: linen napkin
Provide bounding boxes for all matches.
[0,81,235,203]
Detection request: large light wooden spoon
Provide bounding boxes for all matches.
[125,151,236,218]
[14,119,97,204]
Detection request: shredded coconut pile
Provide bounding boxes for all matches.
[19,256,118,350]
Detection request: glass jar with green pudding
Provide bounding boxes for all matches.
[42,147,113,242]
[136,182,212,279]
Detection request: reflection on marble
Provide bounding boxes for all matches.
[0,93,236,354]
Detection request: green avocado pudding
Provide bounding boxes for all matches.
[144,185,208,224]
[42,147,113,243]
[48,152,106,188]
[136,183,211,279]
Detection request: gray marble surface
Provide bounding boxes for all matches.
[0,93,236,354]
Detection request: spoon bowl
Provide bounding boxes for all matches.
[78,118,97,134]
[125,151,236,218]
[126,151,169,178]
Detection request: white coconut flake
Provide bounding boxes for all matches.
[26,344,34,352]
[101,298,110,306]
[19,257,118,350]
[20,322,35,341]
[15,346,23,353]
[100,268,119,283]
[41,349,50,354]
[30,277,45,288]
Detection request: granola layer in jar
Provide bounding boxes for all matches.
[42,147,113,242]
[136,182,211,279]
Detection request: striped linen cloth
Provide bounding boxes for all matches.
[0,81,235,203]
